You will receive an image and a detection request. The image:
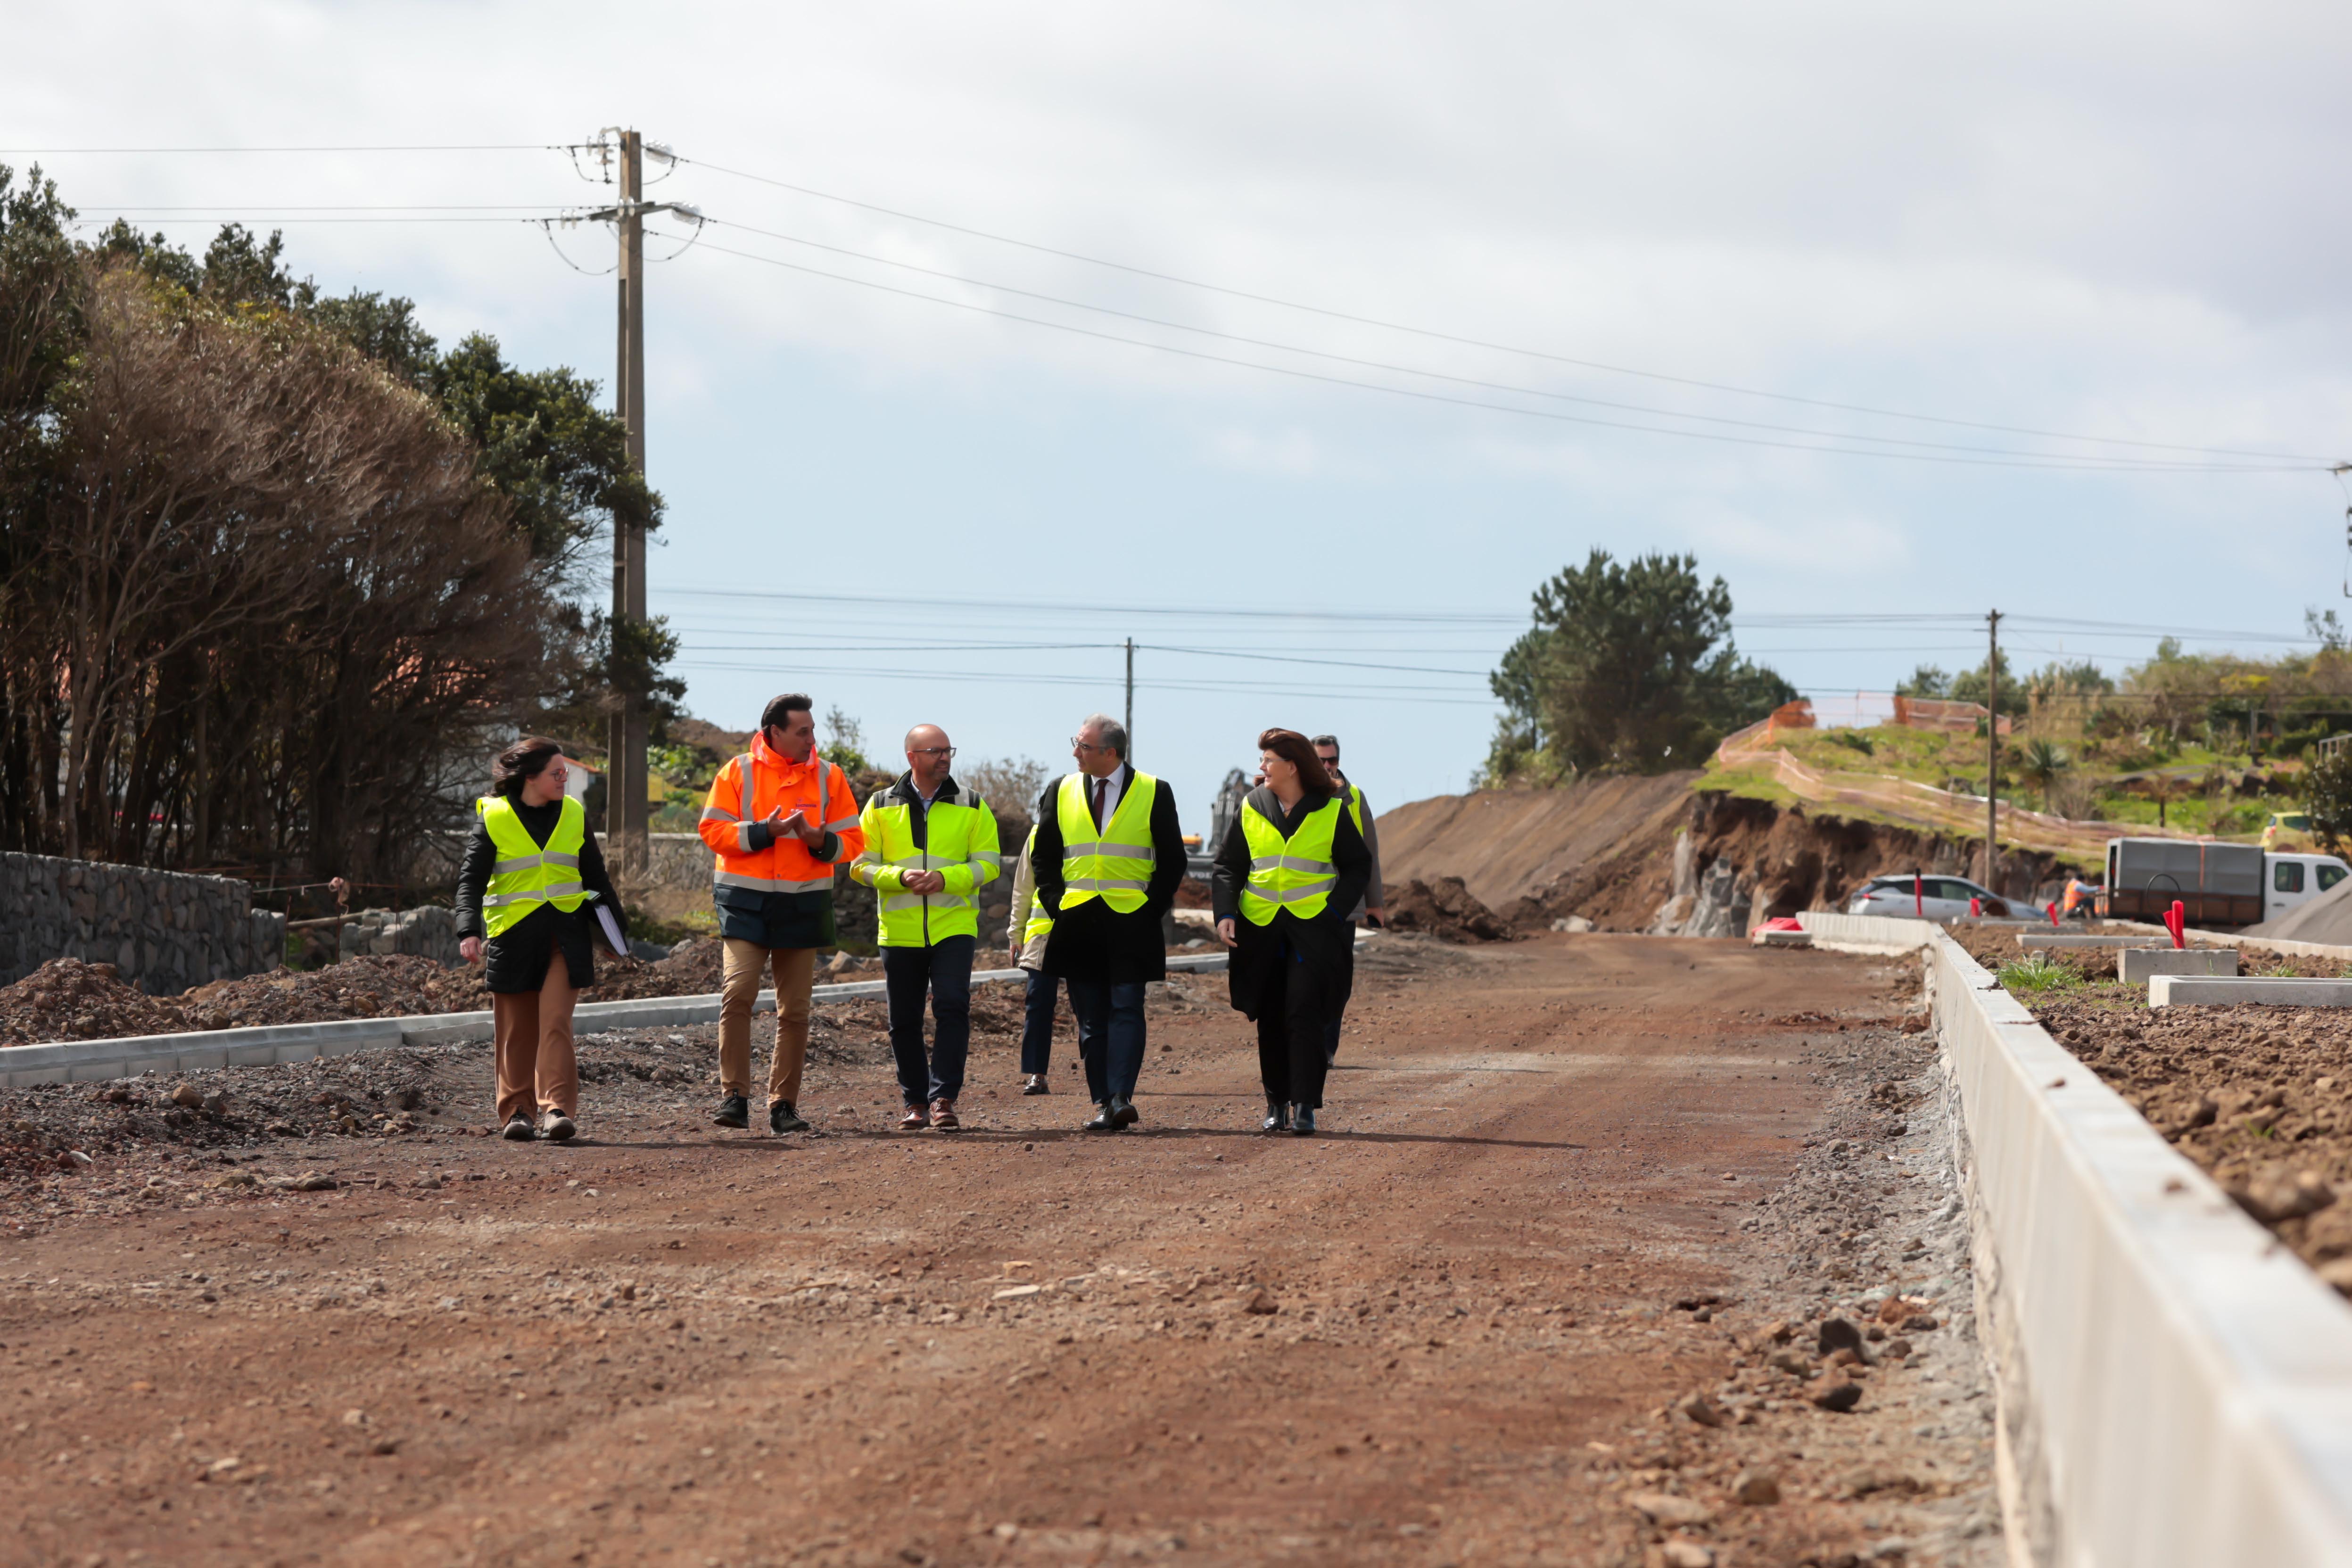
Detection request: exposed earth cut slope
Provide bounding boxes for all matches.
[1378,779,2076,938]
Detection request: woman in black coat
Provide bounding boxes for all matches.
[1213,728,1372,1135]
[455,736,627,1143]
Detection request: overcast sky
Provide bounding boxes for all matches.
[9,2,2351,821]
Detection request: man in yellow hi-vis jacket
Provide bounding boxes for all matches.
[851,724,1000,1130]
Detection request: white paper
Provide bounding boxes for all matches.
[595,906,627,955]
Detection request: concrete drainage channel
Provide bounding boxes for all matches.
[1795,910,2352,1565]
[0,953,1231,1089]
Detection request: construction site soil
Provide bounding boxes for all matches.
[0,933,2002,1568]
[1948,923,2352,1293]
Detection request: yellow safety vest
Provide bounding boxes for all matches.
[1021,825,1055,944]
[477,794,591,939]
[1342,780,1365,835]
[850,782,1001,947]
[1238,794,1342,925]
[1055,770,1159,914]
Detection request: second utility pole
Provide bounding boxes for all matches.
[1123,638,1135,760]
[610,131,649,873]
[1984,608,2002,889]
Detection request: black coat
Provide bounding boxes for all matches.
[1211,785,1371,1021]
[1031,767,1188,986]
[454,798,627,994]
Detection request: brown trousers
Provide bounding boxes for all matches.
[492,959,578,1122]
[719,939,817,1106]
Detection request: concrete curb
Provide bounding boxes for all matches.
[2117,949,2237,985]
[0,952,1231,1086]
[2148,974,2352,1008]
[2113,918,2352,966]
[2018,933,2168,951]
[1829,912,2352,1563]
[1794,910,1941,955]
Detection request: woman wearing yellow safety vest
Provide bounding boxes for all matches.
[455,737,630,1143]
[1212,729,1374,1135]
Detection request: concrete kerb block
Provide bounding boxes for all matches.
[2149,975,2352,1009]
[2020,933,2170,951]
[2118,949,2240,985]
[0,951,1232,1081]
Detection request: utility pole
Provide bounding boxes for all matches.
[609,129,648,872]
[575,130,699,871]
[1123,638,1135,760]
[1985,608,2002,888]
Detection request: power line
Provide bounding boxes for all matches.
[677,231,2304,474]
[678,154,2334,467]
[697,217,2282,471]
[658,586,1522,624]
[2,144,553,154]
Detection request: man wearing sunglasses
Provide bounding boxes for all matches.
[1312,734,1385,1065]
[1030,713,1189,1132]
[852,724,1002,1130]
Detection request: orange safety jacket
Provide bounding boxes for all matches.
[696,733,866,896]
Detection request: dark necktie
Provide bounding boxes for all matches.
[1091,777,1107,831]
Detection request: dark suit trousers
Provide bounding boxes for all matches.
[1020,969,1062,1076]
[883,936,973,1105]
[1066,979,1147,1104]
[1256,936,1332,1109]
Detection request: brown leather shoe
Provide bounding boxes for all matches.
[898,1103,930,1131]
[930,1098,960,1131]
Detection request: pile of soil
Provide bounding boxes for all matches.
[2249,876,2352,945]
[0,960,192,1044]
[1381,876,1515,943]
[2026,994,2352,1289]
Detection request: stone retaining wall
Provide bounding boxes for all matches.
[0,852,286,996]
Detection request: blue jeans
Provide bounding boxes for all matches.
[882,936,974,1105]
[1020,969,1062,1075]
[1065,978,1147,1104]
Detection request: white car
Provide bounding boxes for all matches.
[1846,874,2011,920]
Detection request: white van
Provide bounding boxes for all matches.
[2264,852,2352,919]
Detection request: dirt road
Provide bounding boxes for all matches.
[0,934,1999,1568]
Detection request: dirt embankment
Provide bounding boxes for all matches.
[1382,780,2080,939]
[1375,774,1699,911]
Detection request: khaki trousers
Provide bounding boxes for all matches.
[492,960,578,1122]
[720,939,817,1106]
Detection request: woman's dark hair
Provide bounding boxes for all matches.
[492,736,565,801]
[1257,728,1335,796]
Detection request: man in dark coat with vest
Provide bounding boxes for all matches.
[1030,712,1188,1132]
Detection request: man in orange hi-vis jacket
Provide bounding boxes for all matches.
[697,693,866,1135]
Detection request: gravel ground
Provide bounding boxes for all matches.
[0,934,2002,1568]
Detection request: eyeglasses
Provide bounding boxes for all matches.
[1071,737,1114,752]
[910,747,957,759]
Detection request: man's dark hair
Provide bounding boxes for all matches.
[1310,734,1340,757]
[761,693,814,733]
[491,736,564,801]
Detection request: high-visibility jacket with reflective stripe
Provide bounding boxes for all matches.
[1237,795,1342,925]
[477,793,591,938]
[1016,825,1054,945]
[695,736,865,896]
[850,779,1002,947]
[1054,769,1160,915]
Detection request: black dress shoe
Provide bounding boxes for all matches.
[1262,1100,1289,1133]
[1022,1074,1051,1096]
[1291,1105,1316,1136]
[713,1094,749,1129]
[1083,1102,1120,1133]
[1109,1095,1139,1129]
